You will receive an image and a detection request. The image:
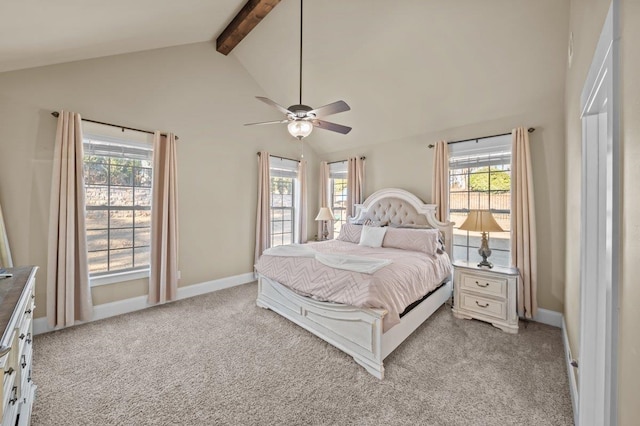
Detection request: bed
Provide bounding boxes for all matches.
[255,188,454,379]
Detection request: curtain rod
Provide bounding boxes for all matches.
[257,152,300,163]
[427,127,534,149]
[51,111,179,140]
[327,156,366,165]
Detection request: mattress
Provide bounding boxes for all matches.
[254,239,452,331]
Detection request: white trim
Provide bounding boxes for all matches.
[33,272,256,335]
[578,4,619,425]
[562,317,579,426]
[176,272,255,300]
[90,269,150,287]
[532,308,563,328]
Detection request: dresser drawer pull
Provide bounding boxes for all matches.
[26,333,32,344]
[475,281,489,288]
[25,308,32,314]
[9,386,17,405]
[19,333,25,340]
[4,367,14,375]
[31,294,35,299]
[476,301,490,308]
[21,354,26,369]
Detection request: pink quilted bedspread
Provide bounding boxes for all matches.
[254,240,452,331]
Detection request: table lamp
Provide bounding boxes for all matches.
[458,209,504,268]
[315,207,335,241]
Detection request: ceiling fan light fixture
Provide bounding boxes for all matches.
[288,120,313,139]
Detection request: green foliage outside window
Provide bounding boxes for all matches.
[468,167,510,191]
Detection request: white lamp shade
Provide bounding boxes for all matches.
[288,120,313,139]
[315,207,335,221]
[458,210,504,232]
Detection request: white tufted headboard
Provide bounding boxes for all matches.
[350,188,454,256]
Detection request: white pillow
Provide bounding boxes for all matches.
[359,225,388,248]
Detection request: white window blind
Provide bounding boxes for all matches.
[269,156,299,178]
[329,161,347,179]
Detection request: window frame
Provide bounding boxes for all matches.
[83,129,154,286]
[329,161,348,237]
[449,135,512,267]
[269,156,299,247]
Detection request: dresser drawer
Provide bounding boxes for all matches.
[460,273,507,298]
[1,390,18,426]
[459,292,507,320]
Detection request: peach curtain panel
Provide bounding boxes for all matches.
[318,161,330,239]
[46,111,93,328]
[511,127,537,318]
[255,152,271,265]
[347,157,365,218]
[297,160,308,243]
[432,140,449,221]
[149,132,179,304]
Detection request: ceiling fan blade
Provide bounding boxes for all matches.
[255,97,293,116]
[313,119,352,135]
[244,119,289,126]
[307,100,351,118]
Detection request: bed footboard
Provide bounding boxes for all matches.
[257,275,387,379]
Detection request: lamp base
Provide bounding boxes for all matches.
[477,231,494,269]
[477,258,494,269]
[322,222,329,241]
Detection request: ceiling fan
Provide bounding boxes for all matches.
[245,0,352,140]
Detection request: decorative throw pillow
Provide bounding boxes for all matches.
[359,225,388,248]
[363,218,387,227]
[337,223,363,244]
[382,227,441,256]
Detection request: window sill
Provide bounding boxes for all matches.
[90,269,150,287]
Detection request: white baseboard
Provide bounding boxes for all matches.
[562,317,579,425]
[532,308,563,328]
[33,272,256,335]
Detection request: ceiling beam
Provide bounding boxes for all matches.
[216,0,281,55]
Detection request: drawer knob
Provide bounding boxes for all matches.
[475,281,489,288]
[4,367,14,375]
[476,301,490,308]
[19,333,25,340]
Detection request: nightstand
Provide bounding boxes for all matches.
[452,260,519,334]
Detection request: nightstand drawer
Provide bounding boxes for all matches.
[459,293,507,320]
[460,273,507,298]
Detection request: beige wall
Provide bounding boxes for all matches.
[619,0,640,423]
[323,102,567,313]
[0,42,318,318]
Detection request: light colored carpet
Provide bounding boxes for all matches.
[32,283,573,425]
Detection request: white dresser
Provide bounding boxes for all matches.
[0,267,37,426]
[452,261,519,334]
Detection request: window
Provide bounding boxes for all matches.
[329,161,348,236]
[449,134,511,267]
[269,156,298,247]
[83,135,153,278]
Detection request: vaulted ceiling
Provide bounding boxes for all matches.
[0,0,569,154]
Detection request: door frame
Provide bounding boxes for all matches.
[578,2,620,425]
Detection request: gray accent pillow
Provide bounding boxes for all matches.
[337,223,363,244]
